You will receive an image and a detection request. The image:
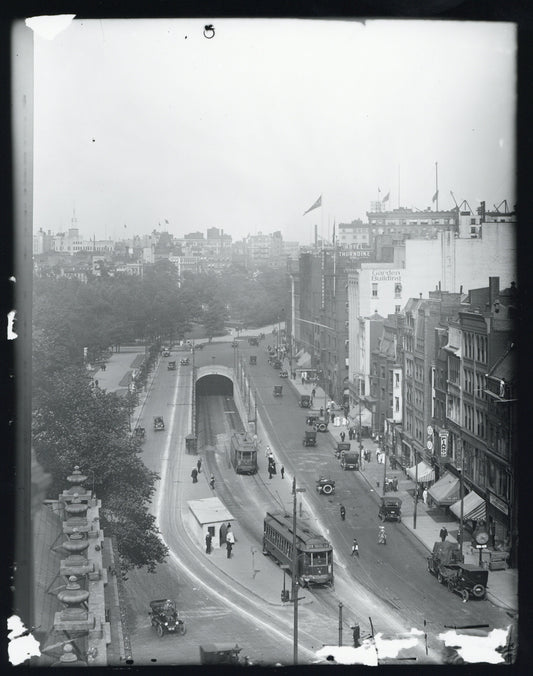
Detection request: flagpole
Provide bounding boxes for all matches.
[398,165,400,209]
[435,162,439,212]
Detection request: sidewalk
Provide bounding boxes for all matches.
[282,367,517,615]
[96,343,517,617]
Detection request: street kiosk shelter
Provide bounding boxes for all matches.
[187,497,235,549]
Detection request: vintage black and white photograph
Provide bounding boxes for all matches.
[15,15,518,666]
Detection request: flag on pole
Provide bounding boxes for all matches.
[303,195,322,216]
[382,192,390,203]
[432,190,439,203]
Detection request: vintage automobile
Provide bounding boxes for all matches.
[445,563,488,601]
[167,361,176,370]
[298,394,312,408]
[273,385,283,397]
[316,477,335,495]
[378,496,403,522]
[303,430,317,447]
[248,336,259,346]
[340,451,359,471]
[199,643,244,665]
[134,426,145,440]
[335,442,352,459]
[427,541,464,583]
[149,599,186,638]
[161,349,170,357]
[153,416,165,431]
[272,359,282,369]
[383,476,399,492]
[249,355,257,365]
[306,411,329,432]
[231,341,239,348]
[180,357,190,366]
[279,370,289,378]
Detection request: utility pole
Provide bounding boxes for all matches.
[292,477,298,665]
[459,440,464,549]
[338,603,343,646]
[413,451,418,530]
[291,477,306,665]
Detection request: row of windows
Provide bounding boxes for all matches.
[463,332,488,363]
[264,523,294,559]
[371,282,403,299]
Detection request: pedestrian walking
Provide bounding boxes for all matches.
[340,431,346,443]
[311,387,316,399]
[209,474,215,490]
[331,412,335,424]
[301,375,305,385]
[191,468,198,483]
[265,446,272,458]
[340,504,346,521]
[197,458,202,474]
[320,407,324,416]
[439,526,448,542]
[422,488,428,504]
[351,538,359,557]
[226,527,235,558]
[205,532,212,554]
[280,465,285,479]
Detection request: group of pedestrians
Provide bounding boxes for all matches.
[266,447,284,480]
[191,457,216,491]
[205,523,235,558]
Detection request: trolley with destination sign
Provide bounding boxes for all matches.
[230,432,258,475]
[262,511,333,588]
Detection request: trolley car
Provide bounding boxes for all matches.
[230,433,258,475]
[263,511,333,587]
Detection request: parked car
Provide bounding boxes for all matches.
[279,370,288,378]
[445,563,488,602]
[427,541,464,583]
[299,394,312,408]
[167,361,176,370]
[134,427,145,440]
[378,496,402,522]
[149,599,186,637]
[340,451,359,470]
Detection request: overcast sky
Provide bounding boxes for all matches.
[30,18,516,244]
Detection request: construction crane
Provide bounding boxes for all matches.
[493,199,509,214]
[449,191,459,209]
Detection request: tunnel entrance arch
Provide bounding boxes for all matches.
[195,365,235,395]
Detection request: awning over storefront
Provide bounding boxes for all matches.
[450,491,486,522]
[297,351,311,368]
[428,471,460,506]
[406,461,435,483]
[348,406,372,427]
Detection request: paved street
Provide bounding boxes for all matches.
[95,332,516,665]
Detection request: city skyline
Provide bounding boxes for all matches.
[31,19,515,244]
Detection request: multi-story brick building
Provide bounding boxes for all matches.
[398,291,463,471]
[441,277,516,556]
[369,312,405,448]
